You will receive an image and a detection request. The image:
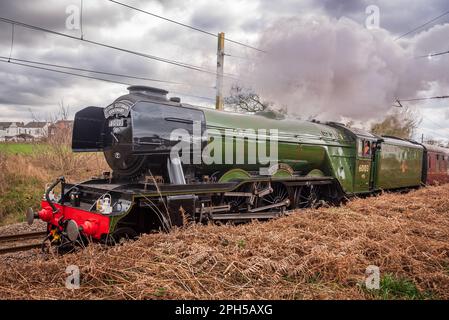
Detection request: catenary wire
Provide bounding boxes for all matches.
[0,55,215,89]
[0,16,239,78]
[108,0,266,53]
[0,58,215,101]
[395,10,449,41]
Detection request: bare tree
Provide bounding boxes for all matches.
[224,85,272,113]
[371,107,422,139]
[57,99,70,121]
[28,99,70,123]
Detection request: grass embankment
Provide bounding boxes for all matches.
[0,142,108,225]
[1,185,448,300]
[0,143,35,155]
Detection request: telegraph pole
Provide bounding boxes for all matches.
[215,32,225,110]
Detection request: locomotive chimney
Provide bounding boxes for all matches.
[127,86,168,100]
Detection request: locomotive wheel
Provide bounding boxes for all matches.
[109,227,138,245]
[257,182,290,211]
[294,185,319,208]
[226,183,252,212]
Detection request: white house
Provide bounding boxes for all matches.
[0,122,9,141]
[0,122,24,141]
[22,122,50,139]
[0,121,50,141]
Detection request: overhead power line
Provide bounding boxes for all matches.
[0,55,215,89]
[422,115,449,132]
[0,58,215,102]
[395,10,449,41]
[399,95,449,102]
[0,16,239,78]
[108,0,266,53]
[0,58,130,85]
[419,122,449,141]
[416,49,449,59]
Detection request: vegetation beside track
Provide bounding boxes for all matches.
[0,143,36,155]
[0,184,448,299]
[0,142,108,225]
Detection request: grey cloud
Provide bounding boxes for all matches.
[1,0,449,125]
[0,0,135,49]
[0,0,133,30]
[190,7,234,32]
[319,0,364,17]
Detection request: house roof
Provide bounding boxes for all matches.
[0,122,12,130]
[55,120,73,124]
[0,122,25,129]
[24,121,48,128]
[49,120,73,129]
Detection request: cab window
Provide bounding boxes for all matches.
[358,139,371,157]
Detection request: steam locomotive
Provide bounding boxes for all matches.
[27,86,449,248]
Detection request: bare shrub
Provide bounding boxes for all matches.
[0,153,6,194]
[31,102,108,181]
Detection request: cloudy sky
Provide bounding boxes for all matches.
[0,0,448,142]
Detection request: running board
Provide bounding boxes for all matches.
[248,199,290,213]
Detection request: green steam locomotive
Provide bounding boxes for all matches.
[27,86,427,246]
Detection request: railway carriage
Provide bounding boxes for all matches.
[424,144,449,185]
[26,86,449,248]
[374,137,424,190]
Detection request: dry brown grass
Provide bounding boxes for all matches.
[34,128,109,181]
[1,184,449,300]
[0,146,108,225]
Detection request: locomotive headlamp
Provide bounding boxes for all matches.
[96,194,113,214]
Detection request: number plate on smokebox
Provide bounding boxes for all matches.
[109,118,125,127]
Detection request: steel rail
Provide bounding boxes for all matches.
[0,242,42,254]
[0,231,47,243]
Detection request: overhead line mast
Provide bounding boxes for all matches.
[216,32,225,111]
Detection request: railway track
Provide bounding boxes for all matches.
[0,231,47,254]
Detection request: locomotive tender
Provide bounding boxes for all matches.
[27,86,447,247]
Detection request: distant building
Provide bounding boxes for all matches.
[0,122,24,141]
[0,121,50,141]
[48,120,73,136]
[22,122,50,139]
[0,122,12,141]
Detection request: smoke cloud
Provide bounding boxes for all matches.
[241,15,449,122]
